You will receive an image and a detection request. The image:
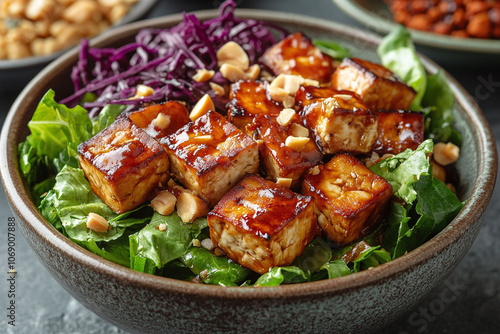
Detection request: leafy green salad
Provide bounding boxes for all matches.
[18,21,464,287]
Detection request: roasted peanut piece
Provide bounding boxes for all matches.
[176,192,210,223]
[189,94,215,121]
[209,82,226,96]
[217,41,249,70]
[290,123,309,138]
[193,68,215,82]
[133,84,154,98]
[285,136,310,152]
[201,238,214,251]
[152,113,171,130]
[150,190,177,216]
[276,177,293,188]
[276,108,297,127]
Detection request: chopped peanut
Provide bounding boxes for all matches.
[192,238,201,247]
[86,212,109,233]
[133,84,154,98]
[152,113,171,130]
[216,41,249,70]
[201,238,214,251]
[176,192,209,223]
[219,63,247,82]
[276,177,293,188]
[189,94,215,121]
[245,64,261,81]
[158,223,167,232]
[290,123,309,138]
[285,136,310,152]
[193,68,215,82]
[209,82,226,96]
[267,85,289,103]
[276,108,297,127]
[334,94,353,101]
[431,160,446,183]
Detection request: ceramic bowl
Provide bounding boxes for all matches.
[0,9,497,334]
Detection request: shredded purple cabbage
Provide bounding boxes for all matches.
[60,0,288,117]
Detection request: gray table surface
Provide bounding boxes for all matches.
[1,1,499,333]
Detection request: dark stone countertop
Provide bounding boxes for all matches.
[1,1,498,333]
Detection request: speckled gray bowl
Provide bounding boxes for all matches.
[0,9,497,334]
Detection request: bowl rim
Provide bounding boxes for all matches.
[1,8,497,300]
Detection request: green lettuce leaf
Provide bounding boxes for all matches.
[181,247,250,286]
[319,259,351,279]
[18,141,51,187]
[129,212,207,270]
[92,104,128,135]
[53,165,119,242]
[383,174,464,259]
[377,26,426,109]
[352,246,391,272]
[370,139,433,205]
[38,189,64,233]
[380,202,412,259]
[422,70,462,145]
[85,237,131,267]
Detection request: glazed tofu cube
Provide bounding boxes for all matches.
[208,174,318,274]
[246,114,322,189]
[161,111,259,207]
[78,118,170,214]
[331,57,416,111]
[372,110,425,154]
[227,80,283,131]
[302,153,393,245]
[121,101,190,140]
[295,85,367,110]
[296,86,378,155]
[260,33,334,83]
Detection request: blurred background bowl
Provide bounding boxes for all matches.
[332,0,500,66]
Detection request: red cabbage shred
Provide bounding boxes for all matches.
[61,0,287,117]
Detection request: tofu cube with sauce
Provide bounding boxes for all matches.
[160,111,259,207]
[302,153,393,246]
[120,101,190,140]
[78,118,170,214]
[208,174,319,274]
[227,80,284,131]
[246,114,322,189]
[260,33,335,83]
[372,110,425,155]
[296,86,378,155]
[330,57,416,111]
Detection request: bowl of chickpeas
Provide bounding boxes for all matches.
[0,0,156,92]
[332,0,500,64]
